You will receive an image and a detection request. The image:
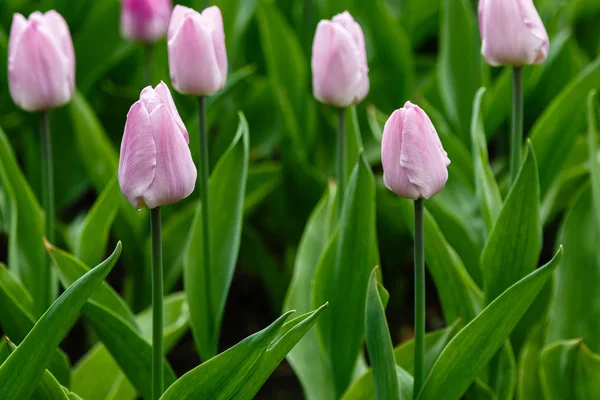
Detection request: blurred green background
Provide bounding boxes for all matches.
[1,0,600,397]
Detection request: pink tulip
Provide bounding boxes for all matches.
[167,5,228,96]
[8,11,75,112]
[119,82,197,209]
[381,102,450,200]
[478,0,549,66]
[121,0,172,42]
[312,11,369,108]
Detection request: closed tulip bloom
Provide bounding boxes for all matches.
[312,11,369,108]
[121,0,172,42]
[478,0,549,66]
[381,102,450,200]
[8,11,74,112]
[168,5,227,96]
[119,82,197,209]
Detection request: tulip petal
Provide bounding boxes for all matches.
[8,20,70,111]
[400,106,449,199]
[168,4,192,40]
[168,14,223,95]
[479,0,548,66]
[144,104,197,208]
[381,109,420,200]
[202,6,228,80]
[118,102,157,209]
[8,13,27,60]
[312,20,364,108]
[43,10,75,90]
[154,81,189,142]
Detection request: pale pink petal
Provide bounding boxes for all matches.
[121,0,172,42]
[168,4,193,40]
[8,20,70,111]
[118,102,157,209]
[8,14,27,61]
[143,104,197,208]
[42,10,75,93]
[400,106,449,199]
[479,0,548,66]
[202,6,228,84]
[381,109,420,200]
[140,85,162,113]
[312,21,363,108]
[168,14,223,95]
[153,81,189,142]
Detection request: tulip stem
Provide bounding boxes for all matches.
[510,66,523,183]
[40,111,55,313]
[197,96,214,357]
[150,207,164,400]
[337,107,346,215]
[413,198,425,398]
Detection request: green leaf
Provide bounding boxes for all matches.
[346,106,365,182]
[438,0,481,140]
[417,248,562,400]
[48,243,137,329]
[587,90,600,228]
[2,338,71,400]
[358,0,415,101]
[470,88,502,234]
[540,339,600,399]
[547,186,600,352]
[342,366,413,400]
[530,56,600,194]
[516,323,545,400]
[313,154,377,395]
[283,185,337,400]
[81,302,177,400]
[244,162,282,216]
[344,319,462,400]
[385,186,482,323]
[0,264,71,387]
[0,243,122,399]
[394,319,463,375]
[184,113,249,360]
[161,310,300,399]
[72,293,189,400]
[481,143,541,304]
[0,126,49,316]
[68,177,120,269]
[365,269,402,400]
[228,304,328,398]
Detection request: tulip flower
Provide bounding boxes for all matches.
[8,11,75,112]
[167,5,228,96]
[312,11,369,108]
[478,0,549,67]
[380,102,449,395]
[121,0,172,43]
[118,82,197,209]
[381,102,450,200]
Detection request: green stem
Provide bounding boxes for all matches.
[151,207,164,400]
[413,199,425,398]
[336,108,346,216]
[197,96,214,357]
[144,44,153,86]
[510,66,523,183]
[40,111,55,312]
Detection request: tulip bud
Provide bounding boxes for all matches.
[121,0,172,43]
[312,11,369,108]
[478,0,549,66]
[119,82,197,209]
[381,102,450,200]
[167,5,228,96]
[8,11,75,112]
